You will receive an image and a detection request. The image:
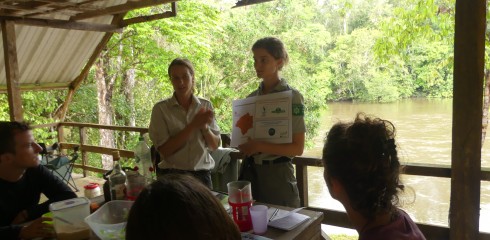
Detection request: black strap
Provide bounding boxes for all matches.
[238,156,256,181]
[238,156,259,199]
[262,156,291,165]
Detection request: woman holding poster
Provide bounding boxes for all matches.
[238,37,305,207]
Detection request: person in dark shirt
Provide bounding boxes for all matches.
[322,113,426,240]
[0,121,77,240]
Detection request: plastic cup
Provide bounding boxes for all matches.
[250,205,268,235]
[227,181,253,231]
[126,173,146,201]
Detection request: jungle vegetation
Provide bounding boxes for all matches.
[0,0,458,170]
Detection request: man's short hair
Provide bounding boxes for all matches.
[0,121,31,155]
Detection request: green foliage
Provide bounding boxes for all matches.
[1,0,459,159]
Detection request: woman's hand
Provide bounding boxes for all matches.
[19,217,54,239]
[238,138,260,156]
[191,107,214,130]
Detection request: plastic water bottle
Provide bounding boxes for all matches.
[109,151,127,200]
[134,136,155,184]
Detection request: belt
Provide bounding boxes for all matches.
[157,168,210,174]
[262,156,291,165]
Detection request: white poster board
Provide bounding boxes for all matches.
[231,90,293,147]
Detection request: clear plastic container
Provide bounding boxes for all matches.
[49,197,91,240]
[84,200,133,240]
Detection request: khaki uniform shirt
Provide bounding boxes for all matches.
[149,94,220,171]
[247,79,306,164]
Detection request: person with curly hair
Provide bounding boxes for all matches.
[322,113,425,240]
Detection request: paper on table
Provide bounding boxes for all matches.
[241,232,273,240]
[267,207,310,231]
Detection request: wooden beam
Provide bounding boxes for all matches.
[0,82,69,92]
[73,164,106,174]
[450,0,485,239]
[1,20,23,121]
[232,0,274,8]
[308,206,490,240]
[0,16,123,32]
[70,0,177,21]
[30,122,59,129]
[25,0,100,18]
[296,164,309,207]
[59,122,148,133]
[60,142,135,159]
[120,10,175,27]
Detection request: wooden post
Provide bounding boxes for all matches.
[450,0,485,238]
[296,163,309,207]
[1,20,23,121]
[79,127,88,177]
[57,124,64,145]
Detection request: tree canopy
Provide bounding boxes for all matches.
[1,0,458,155]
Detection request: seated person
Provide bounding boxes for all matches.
[0,121,77,240]
[322,113,426,240]
[126,173,240,240]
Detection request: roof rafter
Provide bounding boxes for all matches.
[0,16,123,32]
[71,0,177,21]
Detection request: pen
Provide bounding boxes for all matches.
[269,208,279,222]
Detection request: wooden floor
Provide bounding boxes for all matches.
[71,173,106,197]
[40,173,106,202]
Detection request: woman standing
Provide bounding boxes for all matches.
[149,58,220,189]
[238,37,305,207]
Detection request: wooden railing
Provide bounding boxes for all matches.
[32,122,490,240]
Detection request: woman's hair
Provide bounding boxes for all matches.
[322,113,404,220]
[252,37,289,70]
[167,58,195,79]
[0,121,31,155]
[126,174,241,240]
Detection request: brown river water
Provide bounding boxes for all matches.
[302,98,490,233]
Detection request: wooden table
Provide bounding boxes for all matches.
[86,196,323,240]
[256,204,324,240]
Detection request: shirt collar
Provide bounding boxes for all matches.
[170,93,201,107]
[258,78,289,95]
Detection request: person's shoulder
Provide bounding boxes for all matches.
[286,85,303,97]
[152,97,174,109]
[247,90,259,98]
[361,209,426,240]
[25,165,53,179]
[155,97,174,105]
[197,97,212,104]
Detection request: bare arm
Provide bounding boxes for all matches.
[238,132,305,157]
[157,122,199,158]
[202,128,220,151]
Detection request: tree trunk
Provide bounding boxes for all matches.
[123,68,136,128]
[482,69,490,146]
[95,57,115,170]
[343,12,350,35]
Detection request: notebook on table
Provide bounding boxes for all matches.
[267,207,310,231]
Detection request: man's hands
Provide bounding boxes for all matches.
[19,217,54,239]
[11,210,28,225]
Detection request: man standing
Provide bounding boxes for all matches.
[0,121,77,239]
